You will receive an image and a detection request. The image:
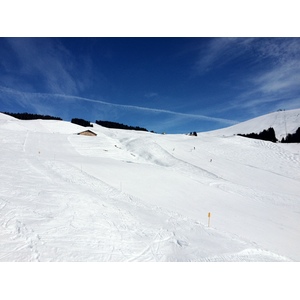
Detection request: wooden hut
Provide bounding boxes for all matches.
[77,130,97,137]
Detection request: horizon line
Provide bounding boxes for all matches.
[0,86,238,126]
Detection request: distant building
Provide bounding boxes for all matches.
[77,130,97,137]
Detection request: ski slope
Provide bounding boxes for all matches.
[0,110,299,261]
[210,108,300,140]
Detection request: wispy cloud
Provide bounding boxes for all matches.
[144,92,158,99]
[4,38,91,95]
[252,61,300,95]
[194,38,255,74]
[197,38,300,115]
[244,43,300,113]
[0,85,237,125]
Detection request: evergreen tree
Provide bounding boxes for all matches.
[281,127,300,143]
[95,120,148,131]
[237,127,277,143]
[3,112,62,121]
[71,118,93,127]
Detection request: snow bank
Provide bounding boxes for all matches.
[0,110,299,261]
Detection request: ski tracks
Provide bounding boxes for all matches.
[35,160,228,261]
[202,248,292,262]
[0,203,42,262]
[13,220,42,261]
[20,159,294,262]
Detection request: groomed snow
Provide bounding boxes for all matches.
[209,108,300,140]
[0,110,299,261]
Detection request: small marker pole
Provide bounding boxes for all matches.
[208,212,211,227]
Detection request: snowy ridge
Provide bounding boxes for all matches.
[208,108,300,140]
[0,110,299,261]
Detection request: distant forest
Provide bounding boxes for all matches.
[95,120,148,132]
[238,127,278,143]
[71,118,93,127]
[2,112,149,132]
[2,112,299,142]
[281,127,300,143]
[238,127,300,143]
[3,112,62,121]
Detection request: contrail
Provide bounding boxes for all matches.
[0,86,237,125]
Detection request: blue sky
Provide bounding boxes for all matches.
[0,37,300,133]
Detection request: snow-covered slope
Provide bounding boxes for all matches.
[0,113,85,134]
[209,108,300,140]
[0,111,299,261]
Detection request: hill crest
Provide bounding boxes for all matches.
[207,108,300,140]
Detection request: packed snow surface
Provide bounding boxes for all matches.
[211,108,300,140]
[0,110,299,261]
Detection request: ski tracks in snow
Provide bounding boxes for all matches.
[6,157,274,262]
[39,159,191,261]
[13,220,42,262]
[1,126,297,261]
[0,198,42,261]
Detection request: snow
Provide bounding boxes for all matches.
[0,110,299,262]
[210,108,300,140]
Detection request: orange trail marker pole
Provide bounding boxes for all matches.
[208,212,211,227]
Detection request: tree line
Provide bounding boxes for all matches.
[2,112,62,121]
[238,127,277,143]
[72,118,149,131]
[71,118,93,127]
[2,112,148,132]
[238,127,300,143]
[95,120,148,132]
[3,112,299,142]
[281,127,300,143]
